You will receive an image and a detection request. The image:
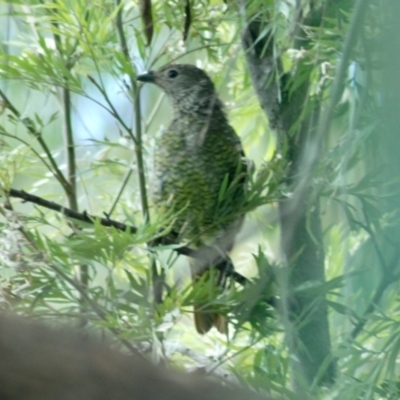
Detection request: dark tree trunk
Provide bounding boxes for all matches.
[241,8,336,386]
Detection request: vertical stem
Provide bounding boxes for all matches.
[133,89,150,223]
[62,86,89,294]
[241,10,336,386]
[51,0,89,321]
[115,0,161,304]
[115,0,149,223]
[62,88,77,210]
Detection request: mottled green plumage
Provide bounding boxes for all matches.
[137,64,245,333]
[155,105,242,241]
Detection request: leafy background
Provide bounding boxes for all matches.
[1,0,399,399]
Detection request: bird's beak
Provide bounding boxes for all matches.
[136,71,155,83]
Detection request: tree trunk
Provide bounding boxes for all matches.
[242,9,336,386]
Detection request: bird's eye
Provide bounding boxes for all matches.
[168,70,179,78]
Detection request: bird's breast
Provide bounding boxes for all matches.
[153,120,242,239]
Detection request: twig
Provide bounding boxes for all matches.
[0,89,69,192]
[114,3,149,222]
[0,131,58,177]
[0,198,139,355]
[7,188,135,231]
[50,1,89,322]
[133,89,150,223]
[47,262,139,354]
[107,165,133,216]
[115,0,157,303]
[87,75,138,145]
[61,88,78,209]
[5,188,249,286]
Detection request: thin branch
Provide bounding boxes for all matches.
[4,188,249,287]
[0,89,70,192]
[87,75,138,145]
[114,2,149,222]
[15,220,139,355]
[132,89,150,222]
[0,197,138,355]
[7,188,135,231]
[61,88,78,209]
[107,165,134,216]
[115,0,156,303]
[241,17,283,132]
[50,0,89,321]
[46,262,139,354]
[0,131,58,176]
[61,79,90,309]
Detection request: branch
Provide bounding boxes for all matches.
[0,198,139,355]
[87,75,138,145]
[241,3,337,386]
[49,2,87,303]
[61,88,77,209]
[114,1,149,223]
[5,188,249,287]
[115,0,156,302]
[47,262,139,354]
[241,19,283,133]
[0,89,70,192]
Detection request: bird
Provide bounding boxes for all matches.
[137,64,246,334]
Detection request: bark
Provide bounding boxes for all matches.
[241,6,336,386]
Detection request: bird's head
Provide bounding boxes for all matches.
[137,64,220,114]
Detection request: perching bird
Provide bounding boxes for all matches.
[137,64,246,334]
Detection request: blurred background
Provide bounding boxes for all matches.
[1,0,399,398]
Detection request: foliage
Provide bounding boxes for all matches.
[0,0,399,398]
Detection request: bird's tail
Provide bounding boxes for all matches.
[190,256,233,334]
[193,306,227,334]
